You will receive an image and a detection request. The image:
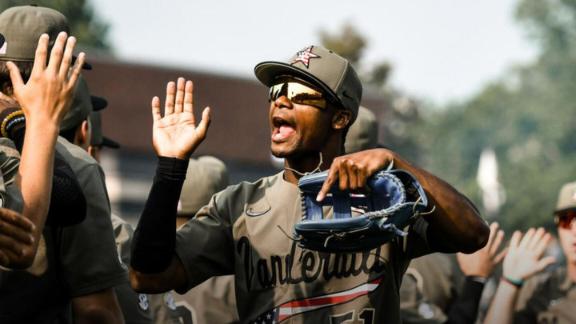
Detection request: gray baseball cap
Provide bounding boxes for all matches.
[178,156,229,215]
[0,5,69,62]
[555,181,576,213]
[0,5,90,69]
[345,106,378,153]
[254,45,362,124]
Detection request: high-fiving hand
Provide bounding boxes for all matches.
[457,222,507,278]
[152,78,211,159]
[503,227,555,282]
[6,31,84,125]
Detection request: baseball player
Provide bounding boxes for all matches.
[0,12,83,271]
[484,181,576,324]
[129,45,488,323]
[0,6,125,323]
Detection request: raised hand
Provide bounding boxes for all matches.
[6,32,84,125]
[0,207,35,268]
[457,222,507,278]
[152,77,211,159]
[502,228,555,282]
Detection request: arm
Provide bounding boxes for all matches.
[446,222,506,323]
[72,288,124,324]
[130,78,211,292]
[483,228,555,324]
[2,32,84,267]
[317,148,489,253]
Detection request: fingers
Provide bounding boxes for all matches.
[164,81,176,115]
[534,232,552,257]
[527,228,546,250]
[489,227,505,256]
[317,166,338,202]
[494,247,508,264]
[151,96,161,122]
[68,52,85,86]
[31,34,49,74]
[509,230,522,249]
[183,80,194,113]
[536,256,556,272]
[518,228,535,249]
[0,250,8,266]
[174,77,185,113]
[47,32,68,73]
[195,106,211,140]
[58,36,76,79]
[0,208,35,232]
[338,160,350,191]
[6,62,24,91]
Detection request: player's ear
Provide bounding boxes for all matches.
[332,110,351,130]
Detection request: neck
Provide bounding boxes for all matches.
[283,149,340,184]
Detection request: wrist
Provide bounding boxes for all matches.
[501,275,524,288]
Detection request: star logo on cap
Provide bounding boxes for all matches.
[291,46,320,68]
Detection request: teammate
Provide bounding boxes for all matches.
[484,181,576,323]
[129,45,489,323]
[400,222,505,323]
[0,10,84,270]
[0,6,125,323]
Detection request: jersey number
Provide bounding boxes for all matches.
[330,308,374,324]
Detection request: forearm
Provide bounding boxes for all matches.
[17,120,58,261]
[131,157,187,273]
[483,280,519,324]
[445,277,485,324]
[392,151,488,252]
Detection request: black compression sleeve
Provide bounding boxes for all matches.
[445,276,485,324]
[131,156,188,273]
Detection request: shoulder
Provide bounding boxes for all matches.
[55,137,99,171]
[215,172,283,203]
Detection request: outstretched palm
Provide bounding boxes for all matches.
[152,78,211,159]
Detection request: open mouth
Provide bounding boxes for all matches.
[271,116,296,142]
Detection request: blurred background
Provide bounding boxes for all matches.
[1,0,574,232]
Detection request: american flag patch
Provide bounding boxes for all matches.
[291,46,320,68]
[249,277,382,323]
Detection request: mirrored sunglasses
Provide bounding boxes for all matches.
[268,80,327,109]
[555,209,576,229]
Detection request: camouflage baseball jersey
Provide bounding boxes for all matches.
[0,138,23,211]
[175,172,431,323]
[172,275,240,324]
[513,266,576,324]
[0,137,126,323]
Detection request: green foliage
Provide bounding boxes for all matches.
[0,0,112,51]
[416,0,576,231]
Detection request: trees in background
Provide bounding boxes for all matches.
[0,0,111,51]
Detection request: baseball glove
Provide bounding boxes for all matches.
[293,167,429,253]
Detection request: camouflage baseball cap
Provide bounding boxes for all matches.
[178,156,229,215]
[345,106,378,153]
[0,5,69,62]
[254,45,362,123]
[555,181,576,213]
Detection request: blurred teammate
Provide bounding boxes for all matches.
[0,6,125,323]
[484,181,576,323]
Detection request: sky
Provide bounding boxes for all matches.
[91,0,537,104]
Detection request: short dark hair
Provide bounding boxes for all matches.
[59,124,81,143]
[0,61,34,95]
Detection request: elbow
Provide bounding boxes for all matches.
[129,268,147,293]
[461,220,490,253]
